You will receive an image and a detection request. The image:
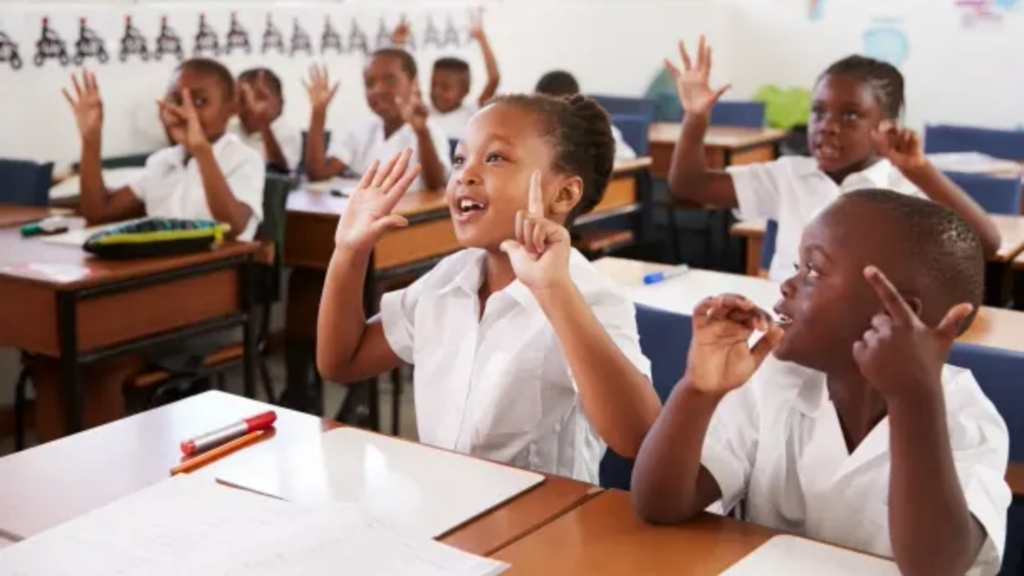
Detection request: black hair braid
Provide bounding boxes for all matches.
[821,55,905,120]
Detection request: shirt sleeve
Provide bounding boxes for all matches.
[379,273,427,364]
[221,143,266,241]
[726,159,785,221]
[127,150,165,201]
[701,378,760,514]
[574,286,652,387]
[326,126,360,172]
[270,117,303,171]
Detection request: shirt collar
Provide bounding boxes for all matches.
[165,132,234,168]
[797,157,897,189]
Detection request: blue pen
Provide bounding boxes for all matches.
[643,265,689,285]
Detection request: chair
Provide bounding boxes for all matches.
[762,220,778,272]
[710,101,767,128]
[599,304,693,490]
[0,159,53,207]
[610,114,651,157]
[590,95,659,124]
[943,171,1022,215]
[925,125,1024,160]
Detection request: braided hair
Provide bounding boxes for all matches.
[489,93,615,224]
[819,55,905,120]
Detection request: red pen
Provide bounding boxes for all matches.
[180,410,277,456]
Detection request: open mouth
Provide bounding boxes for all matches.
[773,303,794,328]
[452,197,487,221]
[814,142,841,161]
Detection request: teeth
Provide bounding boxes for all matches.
[776,314,793,326]
[458,199,484,211]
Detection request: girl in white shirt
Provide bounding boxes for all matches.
[316,95,661,483]
[664,37,1000,281]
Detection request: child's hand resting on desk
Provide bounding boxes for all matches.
[335,148,421,251]
[158,88,209,155]
[63,70,104,141]
[853,266,973,402]
[665,35,731,118]
[872,120,928,173]
[304,64,339,114]
[685,295,782,397]
[500,171,573,292]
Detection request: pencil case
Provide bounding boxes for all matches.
[83,217,229,259]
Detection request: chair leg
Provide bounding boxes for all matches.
[14,367,30,451]
[391,366,403,436]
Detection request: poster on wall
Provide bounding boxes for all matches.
[956,0,1019,28]
[862,18,908,68]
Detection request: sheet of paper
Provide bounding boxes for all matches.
[721,535,900,576]
[629,272,781,319]
[927,152,1022,175]
[0,475,508,576]
[305,177,362,196]
[40,219,144,247]
[49,167,147,200]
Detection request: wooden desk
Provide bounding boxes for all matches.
[648,123,788,179]
[0,391,597,557]
[0,209,261,432]
[492,489,775,575]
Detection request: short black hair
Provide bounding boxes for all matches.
[238,67,283,101]
[489,93,615,225]
[840,189,984,330]
[371,47,418,79]
[819,55,905,120]
[434,57,470,75]
[178,57,235,101]
[535,71,580,98]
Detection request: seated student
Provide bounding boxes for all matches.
[233,67,302,173]
[303,51,450,191]
[535,70,637,160]
[632,190,1010,576]
[665,37,1000,281]
[316,95,661,482]
[35,63,265,441]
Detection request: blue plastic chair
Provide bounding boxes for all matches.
[590,95,659,124]
[948,342,1024,576]
[943,172,1022,215]
[599,304,693,490]
[0,159,53,207]
[761,220,778,272]
[711,101,767,128]
[925,125,1024,160]
[610,114,651,157]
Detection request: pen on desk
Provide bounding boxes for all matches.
[643,265,689,285]
[171,429,267,476]
[180,410,277,456]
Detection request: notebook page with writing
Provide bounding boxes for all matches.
[720,535,900,576]
[0,475,507,576]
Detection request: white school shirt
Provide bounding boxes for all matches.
[430,103,477,141]
[611,125,638,160]
[231,116,303,171]
[327,117,452,191]
[128,133,265,241]
[729,157,923,282]
[702,357,1010,576]
[380,248,653,483]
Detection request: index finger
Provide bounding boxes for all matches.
[864,266,914,323]
[527,170,543,216]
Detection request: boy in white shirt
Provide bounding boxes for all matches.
[234,68,302,173]
[632,190,1010,576]
[535,70,637,160]
[304,51,450,191]
[36,62,265,441]
[664,38,1000,281]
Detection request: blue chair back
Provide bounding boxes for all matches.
[761,220,778,272]
[944,172,1022,215]
[599,304,693,490]
[590,95,659,124]
[710,101,766,128]
[610,114,651,157]
[925,125,1024,160]
[449,139,458,160]
[0,159,53,207]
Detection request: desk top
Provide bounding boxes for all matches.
[649,123,788,149]
[492,489,774,575]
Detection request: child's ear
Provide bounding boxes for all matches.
[548,175,583,218]
[903,294,923,318]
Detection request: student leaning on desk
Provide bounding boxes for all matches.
[31,62,265,442]
[316,95,661,484]
[632,191,1010,576]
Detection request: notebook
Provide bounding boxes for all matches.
[0,474,509,576]
[214,427,546,539]
[721,535,900,576]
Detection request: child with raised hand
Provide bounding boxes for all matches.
[234,67,302,172]
[665,36,1000,280]
[303,51,450,191]
[631,190,1009,576]
[316,94,661,481]
[534,70,637,160]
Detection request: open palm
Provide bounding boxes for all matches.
[335,148,422,250]
[304,64,339,113]
[665,36,731,117]
[686,296,781,395]
[62,71,104,139]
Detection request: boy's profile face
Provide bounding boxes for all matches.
[431,68,469,113]
[162,66,234,143]
[808,73,887,177]
[364,54,414,123]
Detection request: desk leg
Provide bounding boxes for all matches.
[282,267,326,415]
[241,258,257,399]
[57,292,83,434]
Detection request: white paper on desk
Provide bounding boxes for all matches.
[629,275,780,319]
[306,177,362,196]
[40,218,145,246]
[720,535,900,576]
[0,474,509,576]
[927,152,1022,176]
[49,167,147,200]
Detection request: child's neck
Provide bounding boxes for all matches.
[824,154,883,185]
[383,117,405,139]
[826,372,888,453]
[477,251,518,317]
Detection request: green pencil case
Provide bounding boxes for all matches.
[83,217,228,259]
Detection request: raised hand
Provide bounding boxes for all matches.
[499,171,573,292]
[335,148,422,251]
[664,36,731,118]
[62,70,104,141]
[158,88,209,154]
[872,120,927,173]
[304,64,339,114]
[853,266,972,401]
[468,8,486,42]
[399,85,429,132]
[392,17,411,46]
[685,295,782,396]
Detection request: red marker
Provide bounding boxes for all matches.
[180,411,277,456]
